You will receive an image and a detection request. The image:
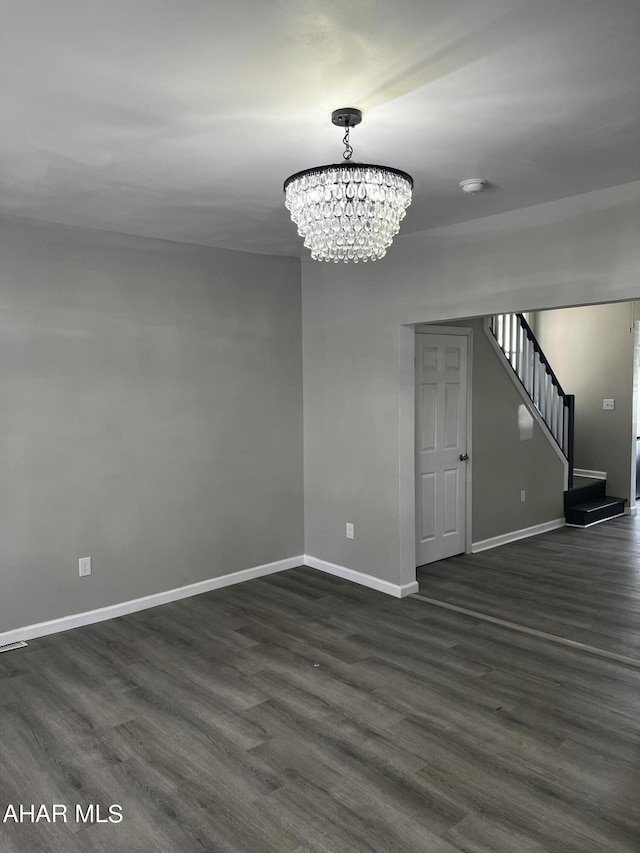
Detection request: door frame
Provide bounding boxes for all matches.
[398,324,473,582]
[631,319,640,514]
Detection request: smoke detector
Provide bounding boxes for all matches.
[460,179,487,194]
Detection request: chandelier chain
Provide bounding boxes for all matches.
[342,126,353,161]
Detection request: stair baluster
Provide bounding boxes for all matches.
[489,313,575,488]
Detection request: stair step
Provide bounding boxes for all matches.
[565,496,626,527]
[565,476,606,508]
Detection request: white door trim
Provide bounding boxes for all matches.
[399,325,417,588]
[398,325,473,581]
[631,320,640,513]
[415,324,475,337]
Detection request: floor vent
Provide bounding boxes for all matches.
[0,641,28,654]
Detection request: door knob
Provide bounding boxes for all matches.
[459,453,469,462]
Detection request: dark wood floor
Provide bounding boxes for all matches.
[2,552,640,851]
[418,513,640,660]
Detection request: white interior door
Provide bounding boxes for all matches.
[416,333,469,566]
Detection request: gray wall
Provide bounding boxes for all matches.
[0,215,303,633]
[533,302,635,501]
[446,320,564,542]
[302,180,640,587]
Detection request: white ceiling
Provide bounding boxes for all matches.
[2,0,640,257]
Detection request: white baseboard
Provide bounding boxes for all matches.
[1,553,419,646]
[471,518,566,553]
[0,555,305,647]
[304,554,419,598]
[573,468,607,480]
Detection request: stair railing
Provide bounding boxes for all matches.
[489,313,575,488]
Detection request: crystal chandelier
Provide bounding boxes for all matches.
[284,108,413,263]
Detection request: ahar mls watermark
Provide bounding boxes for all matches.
[2,804,123,824]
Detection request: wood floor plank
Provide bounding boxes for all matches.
[418,515,640,658]
[260,774,462,853]
[3,522,640,851]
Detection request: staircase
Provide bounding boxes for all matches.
[488,313,575,485]
[488,313,626,527]
[564,476,625,527]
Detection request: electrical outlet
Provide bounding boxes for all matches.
[520,490,526,502]
[346,522,354,540]
[79,556,92,577]
[603,399,615,411]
